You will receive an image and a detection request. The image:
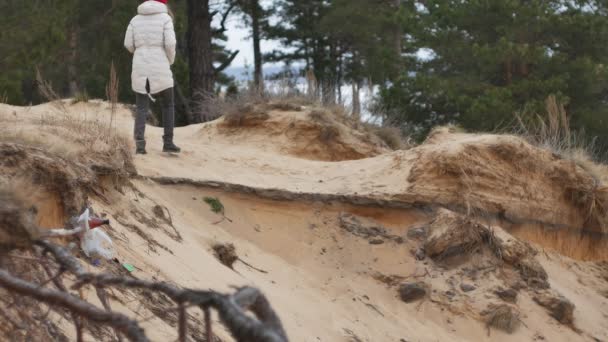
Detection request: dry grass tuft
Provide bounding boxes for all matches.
[533,291,575,325]
[212,243,238,269]
[515,95,573,155]
[309,109,330,123]
[223,104,270,127]
[424,210,486,261]
[7,69,135,179]
[516,96,608,231]
[264,101,303,112]
[106,62,119,135]
[515,96,608,225]
[369,125,409,150]
[318,125,340,143]
[484,304,520,334]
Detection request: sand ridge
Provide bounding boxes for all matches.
[0,100,607,341]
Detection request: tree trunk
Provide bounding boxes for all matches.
[174,80,193,125]
[391,0,402,81]
[250,0,264,93]
[352,82,361,121]
[323,43,338,105]
[188,0,214,122]
[67,26,79,97]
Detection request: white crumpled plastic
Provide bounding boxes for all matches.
[77,209,114,260]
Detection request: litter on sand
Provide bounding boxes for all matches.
[122,263,136,272]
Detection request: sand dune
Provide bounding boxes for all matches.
[0,100,607,341]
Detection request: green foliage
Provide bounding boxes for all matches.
[204,197,225,214]
[0,0,235,114]
[378,1,608,155]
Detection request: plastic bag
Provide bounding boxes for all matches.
[77,209,114,260]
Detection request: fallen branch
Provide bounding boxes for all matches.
[0,269,148,342]
[4,240,288,342]
[72,274,288,341]
[238,258,269,274]
[40,261,84,342]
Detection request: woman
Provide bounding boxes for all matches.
[124,0,180,154]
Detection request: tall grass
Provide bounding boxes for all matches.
[12,68,134,177]
[106,62,119,136]
[515,95,608,232]
[515,95,578,156]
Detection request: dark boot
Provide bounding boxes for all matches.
[163,141,181,153]
[135,140,147,154]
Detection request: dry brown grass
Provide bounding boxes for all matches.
[106,61,119,136]
[212,243,238,269]
[517,95,608,233]
[264,101,303,112]
[222,104,270,127]
[484,304,520,334]
[318,125,340,143]
[533,291,575,326]
[515,95,608,183]
[1,69,135,179]
[309,108,330,122]
[367,125,410,150]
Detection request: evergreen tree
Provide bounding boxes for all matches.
[233,0,268,93]
[379,0,608,154]
[266,0,335,102]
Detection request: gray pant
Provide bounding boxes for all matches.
[134,87,175,144]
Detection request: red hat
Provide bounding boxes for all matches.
[153,0,168,3]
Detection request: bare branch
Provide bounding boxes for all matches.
[204,306,213,341]
[214,50,240,74]
[212,3,237,35]
[19,240,289,342]
[214,287,288,342]
[72,275,288,341]
[40,262,84,342]
[36,240,85,275]
[0,269,149,342]
[233,287,287,338]
[178,303,187,342]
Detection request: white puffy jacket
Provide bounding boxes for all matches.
[124,1,176,95]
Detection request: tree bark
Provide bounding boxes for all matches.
[67,26,79,97]
[394,0,402,58]
[250,0,264,93]
[188,0,214,123]
[352,82,361,121]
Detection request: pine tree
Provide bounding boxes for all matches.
[266,0,335,102]
[232,0,268,93]
[380,0,608,153]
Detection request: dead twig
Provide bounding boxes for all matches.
[40,261,84,342]
[178,303,187,342]
[0,269,149,342]
[238,258,269,274]
[6,240,288,342]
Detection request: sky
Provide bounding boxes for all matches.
[220,2,282,70]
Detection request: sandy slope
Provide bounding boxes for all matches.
[1,100,608,341]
